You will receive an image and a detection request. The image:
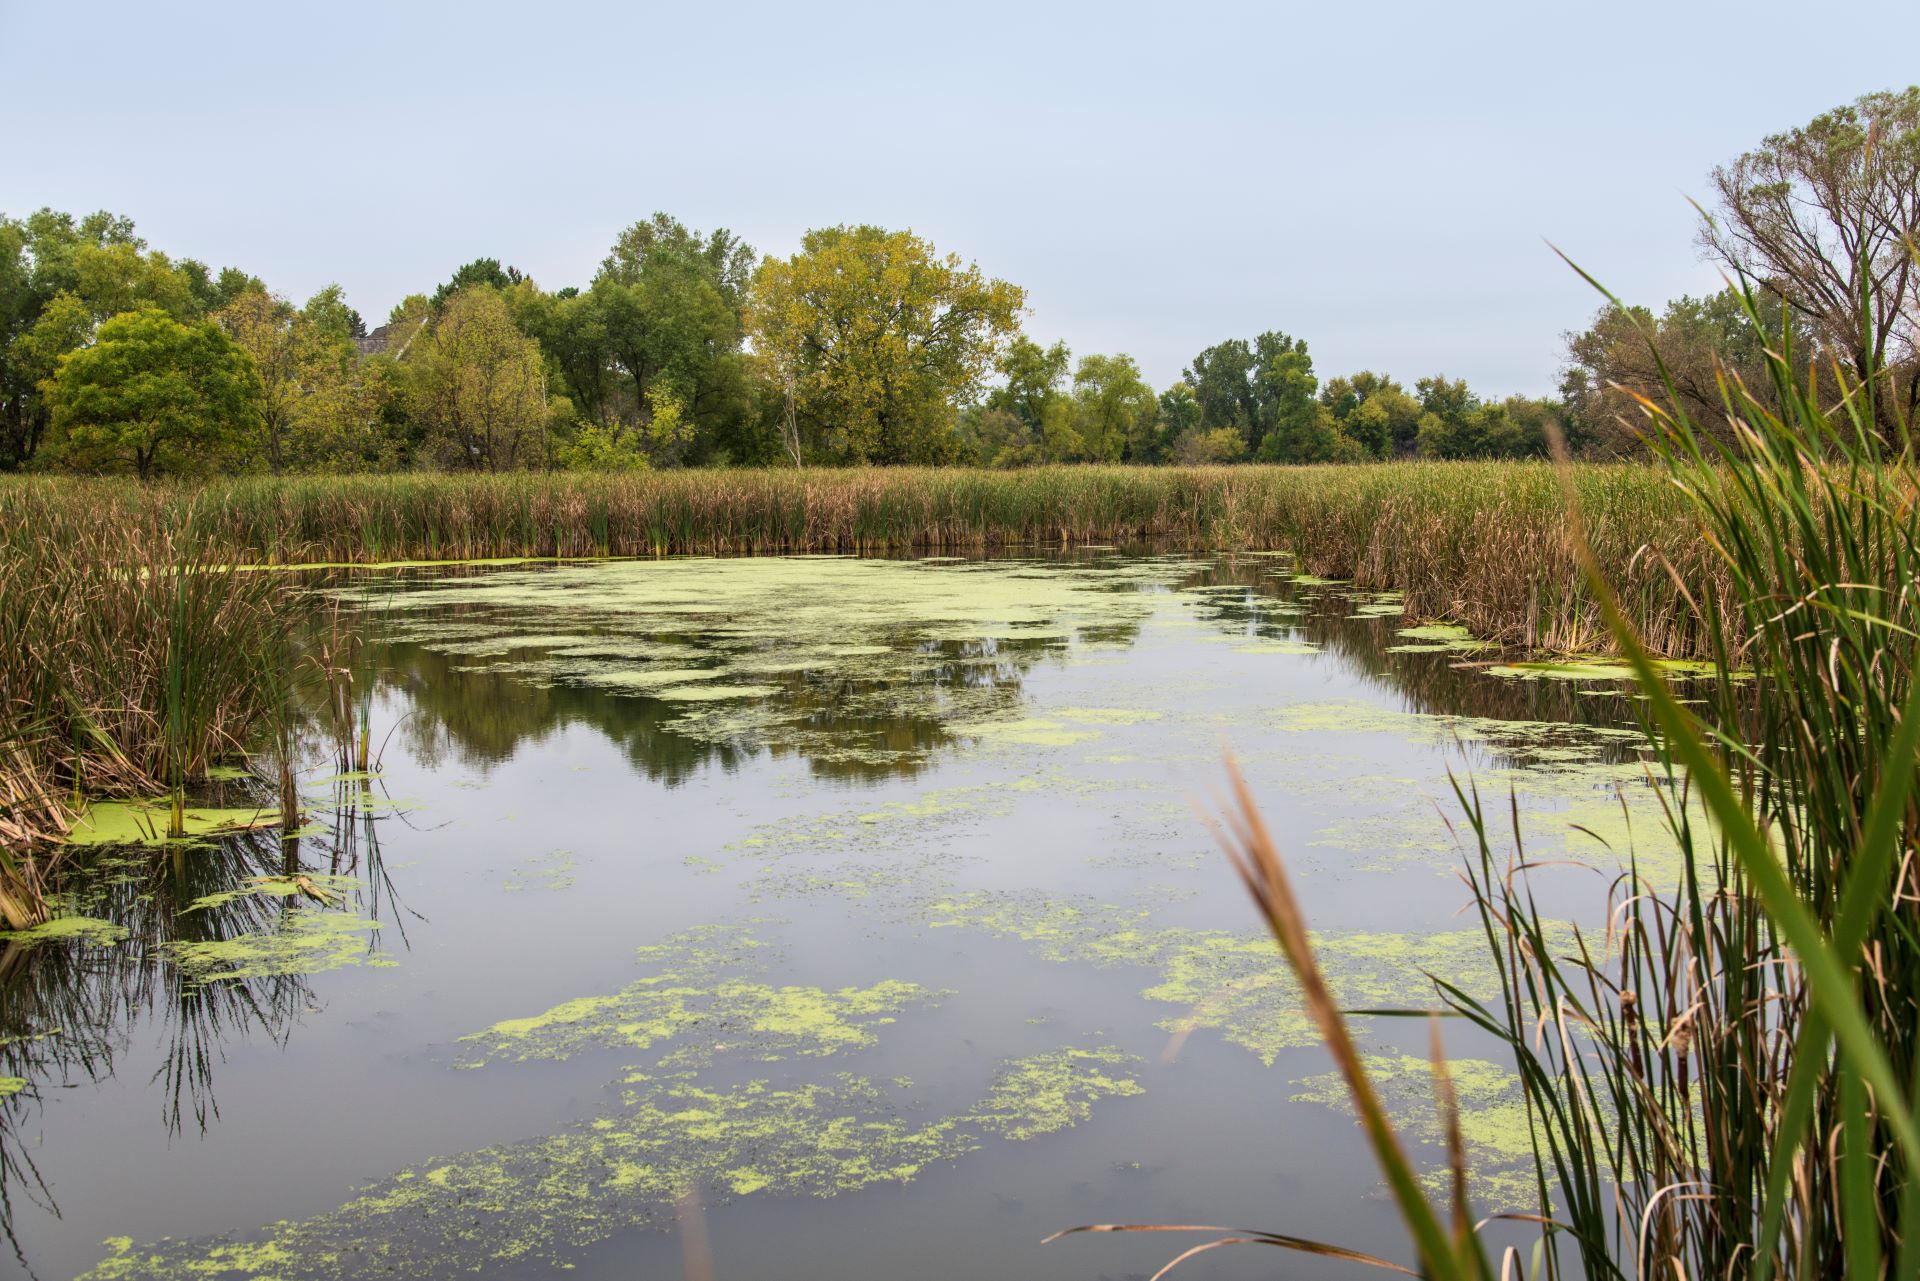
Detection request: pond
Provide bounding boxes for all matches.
[1,551,1684,1280]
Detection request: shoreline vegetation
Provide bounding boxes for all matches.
[2,460,1719,652]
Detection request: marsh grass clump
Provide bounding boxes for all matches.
[0,498,293,912]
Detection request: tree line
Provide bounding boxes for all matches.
[2,87,1912,477]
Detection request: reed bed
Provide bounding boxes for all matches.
[0,504,292,915]
[0,464,1726,657]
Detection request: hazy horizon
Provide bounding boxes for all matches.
[5,0,1918,397]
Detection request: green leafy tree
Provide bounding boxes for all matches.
[1320,371,1422,457]
[1170,425,1247,464]
[954,405,1037,467]
[1071,353,1157,462]
[217,286,394,472]
[747,225,1025,464]
[601,213,755,313]
[217,287,303,471]
[1185,338,1259,448]
[518,287,614,425]
[1250,331,1324,460]
[1410,377,1559,460]
[0,208,250,467]
[1561,287,1806,454]
[302,284,366,342]
[1155,381,1201,456]
[46,308,261,477]
[511,216,757,464]
[431,258,523,311]
[979,336,1073,460]
[988,337,1071,433]
[404,287,553,471]
[592,260,739,443]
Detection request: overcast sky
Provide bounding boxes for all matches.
[5,0,1917,396]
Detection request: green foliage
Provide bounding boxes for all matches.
[430,258,523,311]
[1562,286,1806,453]
[403,287,552,471]
[1321,371,1421,457]
[0,208,252,468]
[516,215,756,465]
[601,212,755,311]
[1072,353,1158,462]
[987,337,1071,437]
[552,418,651,472]
[46,308,261,477]
[1156,381,1200,446]
[216,287,394,473]
[1409,376,1557,460]
[1168,425,1247,464]
[748,225,1025,464]
[3,206,1586,477]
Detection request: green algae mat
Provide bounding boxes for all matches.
[0,552,1702,1280]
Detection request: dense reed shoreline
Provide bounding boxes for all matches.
[0,463,1724,657]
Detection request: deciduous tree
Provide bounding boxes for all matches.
[405,287,552,471]
[1071,353,1157,462]
[46,308,261,477]
[1705,87,1920,436]
[747,226,1025,464]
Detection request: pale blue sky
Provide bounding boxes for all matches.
[4,0,1917,395]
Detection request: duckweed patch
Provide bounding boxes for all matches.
[167,911,389,985]
[1052,707,1164,725]
[63,800,278,847]
[1388,624,1491,654]
[0,1077,26,1098]
[952,718,1099,747]
[966,1046,1144,1140]
[1487,658,1732,683]
[1231,639,1320,656]
[182,874,363,913]
[459,924,940,1069]
[502,849,576,893]
[1272,699,1639,754]
[0,915,130,949]
[336,555,1264,774]
[925,891,1516,1065]
[1292,1052,1538,1210]
[82,1046,1144,1281]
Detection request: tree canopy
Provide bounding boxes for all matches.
[12,88,1913,478]
[46,308,261,478]
[748,225,1025,464]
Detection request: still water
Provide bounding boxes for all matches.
[1,552,1675,1280]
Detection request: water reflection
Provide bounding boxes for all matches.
[0,776,414,1271]
[354,551,1643,786]
[379,632,1068,786]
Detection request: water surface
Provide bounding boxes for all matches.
[1,551,1677,1280]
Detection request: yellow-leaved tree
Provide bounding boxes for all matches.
[747,226,1024,464]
